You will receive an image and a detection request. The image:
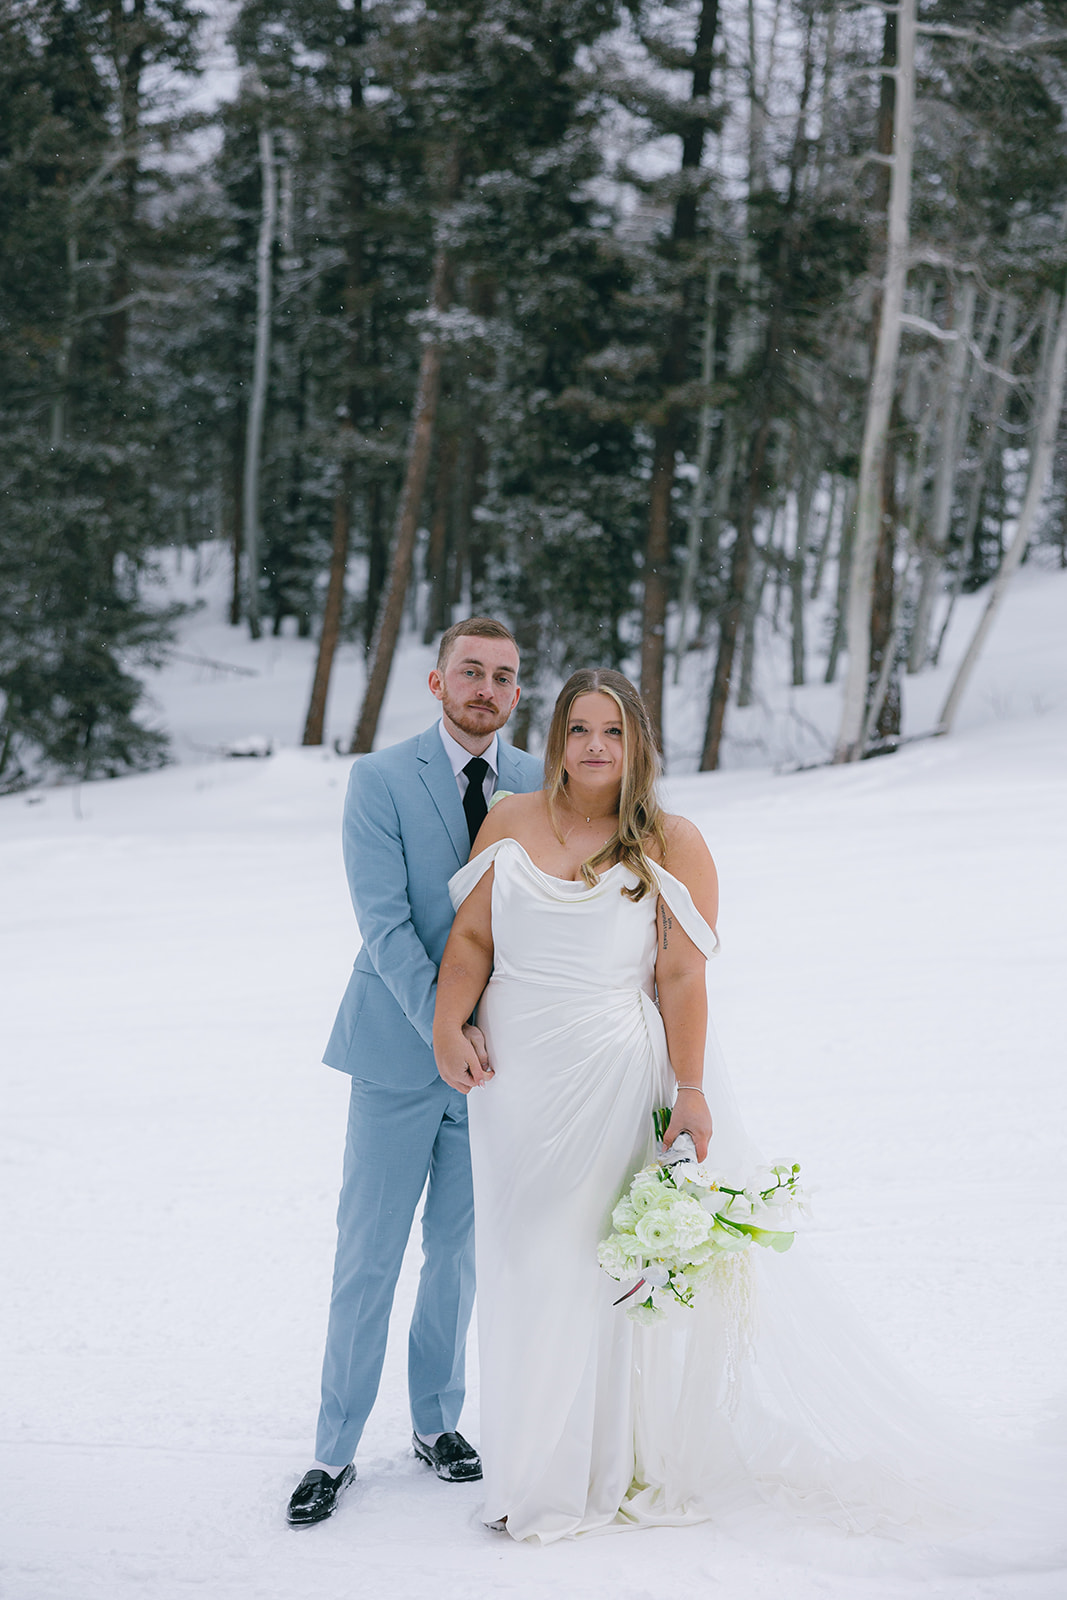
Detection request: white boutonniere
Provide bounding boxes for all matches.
[488,789,514,810]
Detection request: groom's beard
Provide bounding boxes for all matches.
[439,687,515,739]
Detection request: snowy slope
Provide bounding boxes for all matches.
[2,561,1066,1599]
[130,541,1066,772]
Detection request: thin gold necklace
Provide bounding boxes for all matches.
[563,791,617,827]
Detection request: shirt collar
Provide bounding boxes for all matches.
[438,720,499,779]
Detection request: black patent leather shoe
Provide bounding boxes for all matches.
[412,1431,482,1482]
[286,1463,355,1525]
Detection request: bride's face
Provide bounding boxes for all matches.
[564,693,626,790]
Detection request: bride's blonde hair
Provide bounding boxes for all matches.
[543,669,666,902]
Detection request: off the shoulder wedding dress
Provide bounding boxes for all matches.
[449,838,1063,1570]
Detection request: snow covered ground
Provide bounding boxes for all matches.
[2,559,1066,1599]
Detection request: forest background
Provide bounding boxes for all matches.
[3,0,1067,791]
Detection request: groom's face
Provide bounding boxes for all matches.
[430,636,521,743]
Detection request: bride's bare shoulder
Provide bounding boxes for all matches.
[654,814,718,919]
[488,788,544,823]
[474,787,547,849]
[660,812,713,857]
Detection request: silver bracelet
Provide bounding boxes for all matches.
[676,1084,705,1097]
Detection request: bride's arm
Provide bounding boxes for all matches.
[434,869,496,1095]
[655,818,719,1161]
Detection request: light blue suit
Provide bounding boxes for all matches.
[315,722,542,1467]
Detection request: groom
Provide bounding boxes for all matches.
[287,617,542,1525]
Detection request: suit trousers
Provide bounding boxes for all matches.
[315,1075,475,1468]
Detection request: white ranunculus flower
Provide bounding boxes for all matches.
[634,1210,681,1253]
[629,1299,667,1326]
[669,1199,714,1251]
[597,1235,637,1276]
[629,1173,666,1214]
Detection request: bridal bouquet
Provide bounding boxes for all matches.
[597,1107,806,1324]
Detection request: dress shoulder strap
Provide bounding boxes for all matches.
[650,863,721,959]
[448,838,507,909]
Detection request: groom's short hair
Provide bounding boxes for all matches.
[436,617,519,672]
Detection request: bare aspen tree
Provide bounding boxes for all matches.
[736,546,766,708]
[933,295,1019,662]
[834,0,916,764]
[791,466,815,686]
[812,4,838,199]
[242,123,277,642]
[937,279,1067,735]
[907,276,976,672]
[824,479,856,682]
[862,547,915,748]
[809,473,838,601]
[640,0,720,748]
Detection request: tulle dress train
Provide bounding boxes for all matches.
[449,838,1065,1563]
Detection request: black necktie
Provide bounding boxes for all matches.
[462,756,490,846]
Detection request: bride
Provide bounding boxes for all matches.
[432,669,1061,1554]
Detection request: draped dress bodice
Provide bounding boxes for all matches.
[449,838,719,1542]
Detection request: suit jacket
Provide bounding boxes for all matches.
[323,722,543,1087]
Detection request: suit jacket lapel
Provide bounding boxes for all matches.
[498,740,539,795]
[416,725,470,866]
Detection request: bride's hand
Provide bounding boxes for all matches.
[462,1022,490,1072]
[664,1089,712,1162]
[435,1027,495,1095]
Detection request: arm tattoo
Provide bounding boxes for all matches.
[660,904,673,950]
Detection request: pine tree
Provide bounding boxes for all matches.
[0,0,198,789]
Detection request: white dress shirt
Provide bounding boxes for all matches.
[438,721,499,808]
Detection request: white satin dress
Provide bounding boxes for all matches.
[449,837,1061,1557]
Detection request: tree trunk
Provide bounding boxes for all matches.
[808,472,837,601]
[423,423,459,644]
[302,6,366,731]
[791,468,815,686]
[867,441,901,742]
[812,4,838,198]
[736,545,766,708]
[673,262,720,682]
[228,415,244,626]
[700,419,771,769]
[937,279,1067,735]
[824,481,856,684]
[640,0,720,749]
[908,277,976,672]
[933,296,1018,662]
[350,241,452,753]
[243,124,276,643]
[51,231,78,447]
[106,0,145,384]
[303,460,353,746]
[466,433,490,612]
[863,550,912,749]
[833,0,916,763]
